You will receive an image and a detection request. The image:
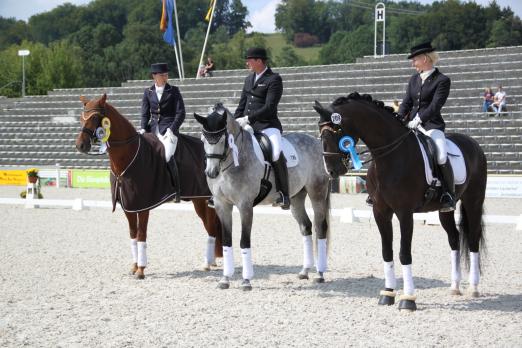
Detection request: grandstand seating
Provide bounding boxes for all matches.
[0,45,521,174]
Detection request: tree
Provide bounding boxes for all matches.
[274,46,306,67]
[0,17,29,51]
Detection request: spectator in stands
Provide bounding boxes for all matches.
[140,62,185,202]
[203,56,215,77]
[491,84,507,116]
[236,47,288,209]
[397,41,455,212]
[482,87,493,112]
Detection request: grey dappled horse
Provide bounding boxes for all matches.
[194,104,331,290]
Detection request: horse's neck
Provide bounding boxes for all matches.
[106,106,139,175]
[353,106,407,150]
[106,106,136,141]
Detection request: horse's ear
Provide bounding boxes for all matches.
[313,100,333,123]
[79,95,89,105]
[194,113,206,127]
[100,93,107,107]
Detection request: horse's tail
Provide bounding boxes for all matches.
[459,202,487,274]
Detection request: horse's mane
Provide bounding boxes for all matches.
[332,92,397,117]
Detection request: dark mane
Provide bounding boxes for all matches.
[332,92,397,116]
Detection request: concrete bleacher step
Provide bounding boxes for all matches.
[2,45,522,173]
[357,45,522,63]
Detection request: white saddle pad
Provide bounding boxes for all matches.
[415,136,466,186]
[250,133,299,168]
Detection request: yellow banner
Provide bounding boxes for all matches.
[0,170,31,186]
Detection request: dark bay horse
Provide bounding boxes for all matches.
[314,93,487,311]
[75,94,222,279]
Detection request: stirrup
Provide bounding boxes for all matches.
[273,192,290,210]
[366,196,374,207]
[439,193,455,212]
[173,192,181,203]
[207,197,215,208]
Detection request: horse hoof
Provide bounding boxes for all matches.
[135,267,145,280]
[450,288,462,296]
[468,286,480,298]
[217,277,230,289]
[469,290,480,298]
[398,294,417,311]
[298,268,310,280]
[240,279,252,291]
[378,290,396,305]
[201,263,212,272]
[129,263,138,275]
[378,295,395,306]
[313,276,325,284]
[398,300,417,311]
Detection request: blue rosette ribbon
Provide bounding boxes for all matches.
[338,135,362,170]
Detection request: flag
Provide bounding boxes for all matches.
[205,0,215,22]
[160,0,167,32]
[160,0,176,46]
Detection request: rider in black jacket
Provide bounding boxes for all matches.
[398,42,455,212]
[234,47,289,209]
[140,63,185,202]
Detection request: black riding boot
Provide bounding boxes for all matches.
[167,157,181,203]
[271,153,290,210]
[439,160,455,212]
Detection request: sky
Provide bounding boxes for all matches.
[0,0,521,33]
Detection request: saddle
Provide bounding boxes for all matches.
[252,132,273,206]
[415,132,467,208]
[416,133,441,206]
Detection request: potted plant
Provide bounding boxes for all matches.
[27,168,39,184]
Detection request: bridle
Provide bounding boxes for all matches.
[319,121,352,170]
[80,105,139,154]
[319,118,413,169]
[80,107,105,141]
[202,126,244,172]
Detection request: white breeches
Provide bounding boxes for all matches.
[425,128,447,164]
[261,128,282,161]
[155,127,178,162]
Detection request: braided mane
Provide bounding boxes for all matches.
[332,92,397,116]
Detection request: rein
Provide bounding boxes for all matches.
[320,122,412,168]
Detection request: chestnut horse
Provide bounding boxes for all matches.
[314,93,487,311]
[75,94,222,279]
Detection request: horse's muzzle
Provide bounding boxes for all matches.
[205,167,219,179]
[76,141,91,154]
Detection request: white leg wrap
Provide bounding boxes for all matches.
[130,239,138,263]
[402,264,415,296]
[469,252,480,286]
[223,246,234,277]
[137,241,147,267]
[205,236,216,265]
[315,238,328,273]
[384,261,397,289]
[303,235,313,269]
[241,248,254,280]
[451,250,461,288]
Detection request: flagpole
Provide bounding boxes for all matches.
[173,0,184,80]
[196,0,217,79]
[173,42,182,81]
